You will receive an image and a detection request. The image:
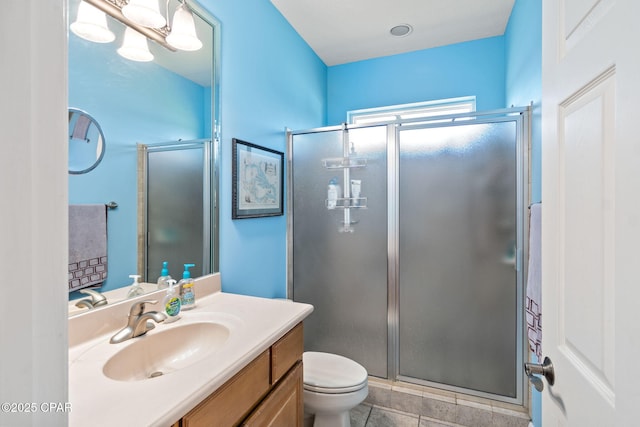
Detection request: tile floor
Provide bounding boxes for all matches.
[349,378,531,427]
[351,403,466,427]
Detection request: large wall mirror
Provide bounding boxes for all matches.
[68,0,220,315]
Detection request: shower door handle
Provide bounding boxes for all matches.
[524,356,555,391]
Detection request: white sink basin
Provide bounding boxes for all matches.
[103,321,230,381]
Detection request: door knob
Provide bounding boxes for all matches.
[524,356,555,391]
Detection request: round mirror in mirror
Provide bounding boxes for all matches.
[68,108,106,174]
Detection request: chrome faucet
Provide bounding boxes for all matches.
[75,288,108,310]
[110,300,166,344]
[74,299,95,310]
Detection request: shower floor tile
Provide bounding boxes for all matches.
[351,403,373,427]
[360,378,530,427]
[365,406,420,427]
[351,404,462,427]
[350,403,523,427]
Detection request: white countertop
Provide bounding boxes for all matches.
[68,275,313,427]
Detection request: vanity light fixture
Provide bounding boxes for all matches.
[71,0,203,57]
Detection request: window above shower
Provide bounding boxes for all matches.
[347,96,476,125]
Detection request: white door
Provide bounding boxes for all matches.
[541,0,640,425]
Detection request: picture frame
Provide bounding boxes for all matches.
[232,138,284,219]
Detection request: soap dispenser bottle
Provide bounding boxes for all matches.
[179,263,196,310]
[126,275,145,298]
[163,279,181,323]
[157,261,172,290]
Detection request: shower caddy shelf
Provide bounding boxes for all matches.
[321,155,368,210]
[321,157,367,169]
[324,197,368,209]
[321,139,368,232]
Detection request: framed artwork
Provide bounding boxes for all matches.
[232,138,284,219]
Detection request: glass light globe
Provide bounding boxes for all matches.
[70,1,115,43]
[166,4,203,51]
[117,27,154,62]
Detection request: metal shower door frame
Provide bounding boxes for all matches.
[137,138,214,281]
[387,107,531,405]
[287,106,531,406]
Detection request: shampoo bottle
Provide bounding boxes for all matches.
[350,179,361,206]
[163,279,181,323]
[157,261,172,290]
[179,263,196,310]
[327,177,339,209]
[126,275,145,298]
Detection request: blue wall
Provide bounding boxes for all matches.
[198,0,327,297]
[327,36,506,124]
[505,0,542,425]
[69,9,542,391]
[69,34,206,295]
[69,0,327,299]
[205,0,542,419]
[202,0,539,300]
[69,0,541,419]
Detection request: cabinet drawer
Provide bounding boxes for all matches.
[242,361,303,427]
[271,323,303,384]
[182,350,271,427]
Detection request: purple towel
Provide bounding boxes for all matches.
[71,114,91,141]
[526,203,542,358]
[68,204,108,292]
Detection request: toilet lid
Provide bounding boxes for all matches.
[303,352,368,394]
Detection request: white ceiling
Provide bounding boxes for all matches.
[270,0,516,66]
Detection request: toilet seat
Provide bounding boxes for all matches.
[303,352,368,394]
[304,382,367,394]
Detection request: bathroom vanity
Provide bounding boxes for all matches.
[177,323,303,426]
[68,274,313,427]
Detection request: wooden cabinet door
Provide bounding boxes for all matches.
[271,323,303,384]
[181,350,271,427]
[242,362,303,427]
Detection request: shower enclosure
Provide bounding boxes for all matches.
[287,108,530,404]
[137,139,213,282]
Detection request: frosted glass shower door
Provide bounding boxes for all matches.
[142,140,211,281]
[291,126,389,378]
[397,120,520,398]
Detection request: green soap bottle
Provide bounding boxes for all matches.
[163,279,181,323]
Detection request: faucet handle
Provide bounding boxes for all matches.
[129,299,159,317]
[79,288,108,307]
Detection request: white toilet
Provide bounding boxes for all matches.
[303,351,369,427]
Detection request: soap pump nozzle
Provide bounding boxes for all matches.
[157,261,172,290]
[160,262,169,277]
[182,263,195,279]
